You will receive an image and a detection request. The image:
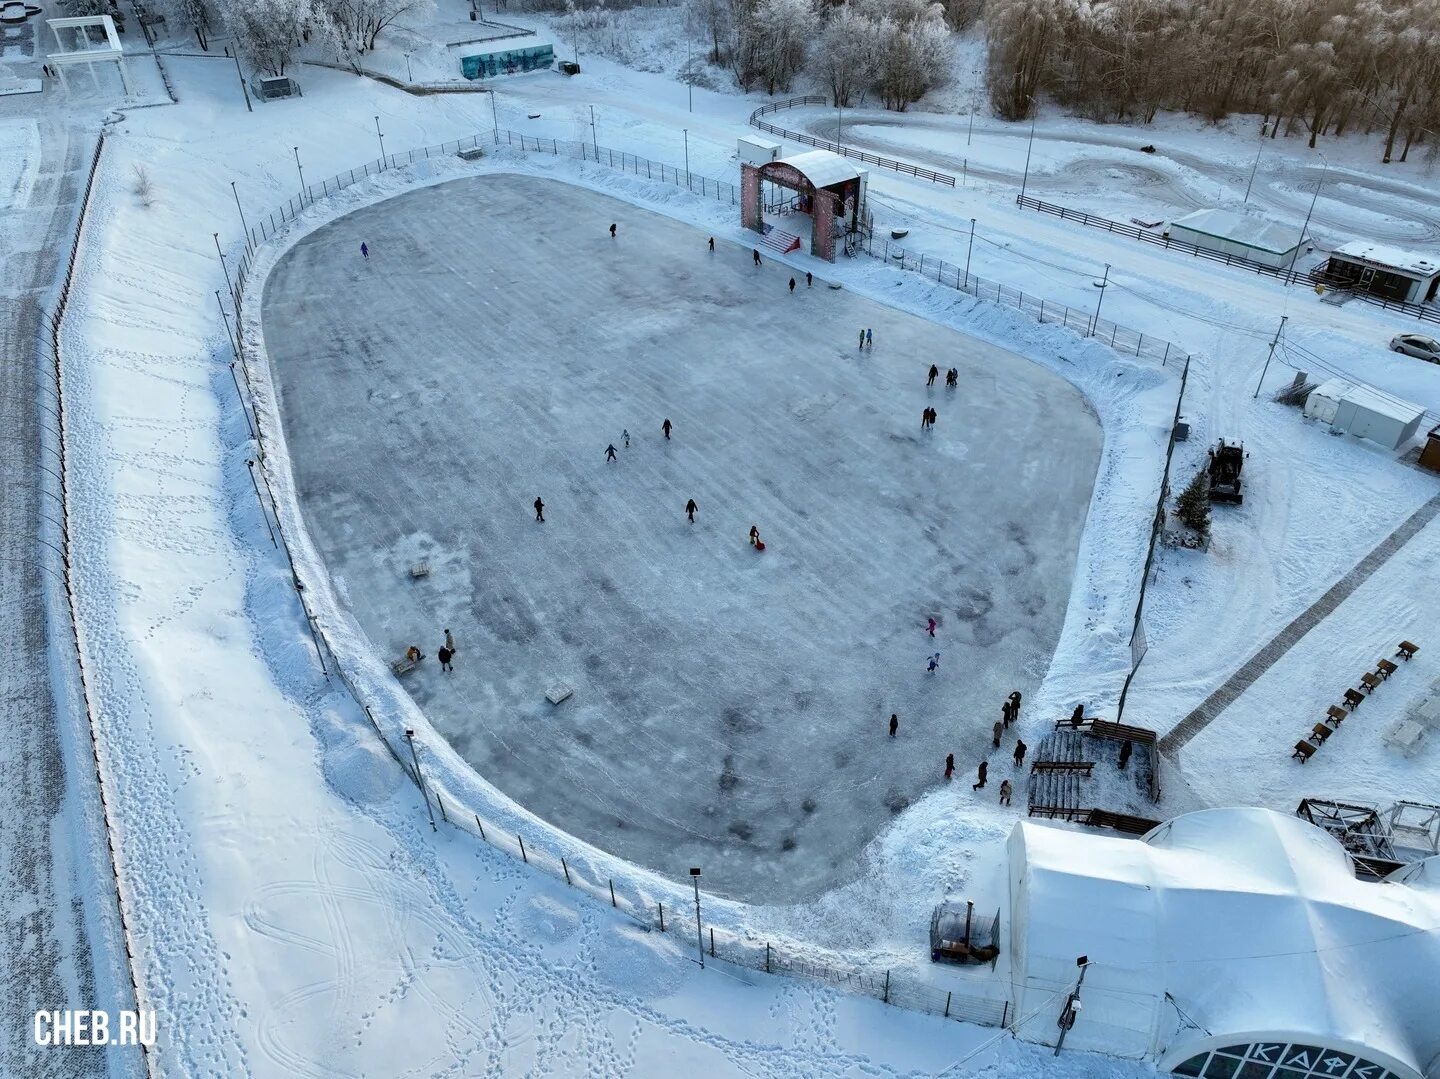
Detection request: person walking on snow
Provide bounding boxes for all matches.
[534,497,545,522]
[999,779,1013,806]
[927,363,939,387]
[927,652,940,674]
[806,272,812,287]
[753,248,762,266]
[609,223,617,238]
[858,329,866,350]
[928,407,938,429]
[865,328,873,348]
[685,498,698,522]
[927,616,937,637]
[1002,701,1013,730]
[438,645,454,672]
[889,713,899,737]
[1008,690,1022,723]
[947,368,958,388]
[360,242,369,259]
[708,237,715,252]
[992,720,1003,748]
[1013,739,1028,766]
[662,418,672,440]
[623,429,630,448]
[973,760,988,790]
[945,753,955,780]
[789,277,796,293]
[749,525,761,547]
[921,408,929,431]
[606,444,617,462]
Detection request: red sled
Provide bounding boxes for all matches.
[754,540,766,552]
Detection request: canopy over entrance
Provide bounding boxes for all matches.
[740,149,868,261]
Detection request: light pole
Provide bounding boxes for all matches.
[404,51,413,83]
[1253,315,1288,398]
[230,180,251,254]
[490,89,499,139]
[689,868,704,969]
[837,100,843,142]
[375,115,386,166]
[1019,98,1038,202]
[1284,152,1327,286]
[1053,956,1090,1056]
[292,146,305,204]
[404,729,437,832]
[685,31,692,112]
[968,103,974,146]
[683,128,690,188]
[213,232,235,304]
[965,218,976,287]
[589,104,598,156]
[1089,263,1111,336]
[1242,141,1262,204]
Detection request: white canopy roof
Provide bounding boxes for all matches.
[1009,809,1440,1077]
[1333,240,1440,279]
[1170,208,1303,255]
[773,149,863,190]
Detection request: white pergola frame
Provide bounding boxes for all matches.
[46,14,133,96]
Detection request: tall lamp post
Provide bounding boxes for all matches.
[292,146,305,204]
[1242,141,1263,204]
[685,31,693,112]
[375,116,386,165]
[1053,956,1090,1056]
[213,232,235,303]
[1019,97,1038,202]
[965,218,976,287]
[1089,264,1111,336]
[683,128,690,188]
[1284,151,1327,286]
[230,180,251,254]
[689,868,704,969]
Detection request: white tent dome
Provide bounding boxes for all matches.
[1007,808,1440,1078]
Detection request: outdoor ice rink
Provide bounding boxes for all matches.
[262,173,1101,903]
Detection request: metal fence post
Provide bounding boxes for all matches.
[474,814,486,841]
[609,879,617,907]
[561,857,571,885]
[658,902,665,931]
[517,834,527,863]
[944,991,952,1018]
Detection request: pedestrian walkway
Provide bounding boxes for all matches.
[1160,490,1440,756]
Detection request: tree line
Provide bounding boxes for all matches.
[985,0,1440,162]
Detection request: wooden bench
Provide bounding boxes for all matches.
[1376,658,1399,679]
[1309,723,1333,746]
[1397,640,1420,661]
[1360,672,1382,693]
[1293,740,1317,762]
[1343,688,1365,710]
[1030,760,1096,776]
[1325,705,1348,728]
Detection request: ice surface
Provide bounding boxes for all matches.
[261,172,1101,903]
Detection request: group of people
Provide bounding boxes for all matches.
[404,629,457,674]
[926,363,960,389]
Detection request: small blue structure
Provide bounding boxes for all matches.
[460,44,554,80]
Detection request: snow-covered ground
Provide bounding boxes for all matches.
[6,2,1440,1073]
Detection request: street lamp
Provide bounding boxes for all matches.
[404,51,413,83]
[589,104,598,157]
[1019,97,1038,202]
[689,868,704,969]
[292,146,305,204]
[1284,151,1327,286]
[683,128,690,188]
[965,218,976,288]
[490,89,499,139]
[213,232,235,303]
[1089,264,1111,336]
[375,115,386,166]
[1243,140,1263,204]
[685,31,692,113]
[1053,956,1090,1056]
[230,180,251,254]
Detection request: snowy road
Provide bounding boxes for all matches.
[0,111,135,1077]
[262,172,1102,904]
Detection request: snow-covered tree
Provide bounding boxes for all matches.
[316,0,433,64]
[217,0,319,76]
[810,5,874,106]
[152,0,215,50]
[746,0,815,94]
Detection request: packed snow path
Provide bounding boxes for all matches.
[261,173,1102,903]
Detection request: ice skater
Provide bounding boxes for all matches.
[1013,739,1027,766]
[865,328,872,349]
[945,753,955,780]
[1002,699,1013,728]
[889,713,899,737]
[999,779,1013,806]
[438,644,454,672]
[360,242,369,259]
[623,429,630,448]
[662,417,672,440]
[685,497,698,522]
[928,407,938,429]
[753,248,762,266]
[926,652,940,674]
[606,443,617,462]
[445,628,455,654]
[858,329,866,350]
[992,720,1003,748]
[609,223,617,238]
[805,272,812,287]
[534,496,545,522]
[946,368,958,388]
[972,760,987,790]
[926,616,937,637]
[927,363,939,387]
[789,277,796,293]
[708,237,715,252]
[1008,690,1022,723]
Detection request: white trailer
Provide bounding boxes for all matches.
[737,136,781,167]
[1304,378,1426,450]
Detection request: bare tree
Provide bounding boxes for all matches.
[217,0,320,76]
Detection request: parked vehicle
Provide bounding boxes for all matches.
[1390,334,1440,363]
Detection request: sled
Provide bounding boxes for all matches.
[754,540,766,552]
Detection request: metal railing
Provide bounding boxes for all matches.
[222,133,1014,1034]
[750,96,957,187]
[44,133,156,1076]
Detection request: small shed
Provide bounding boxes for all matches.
[1324,241,1440,303]
[737,135,780,167]
[1166,208,1305,269]
[1419,424,1440,473]
[1303,377,1426,450]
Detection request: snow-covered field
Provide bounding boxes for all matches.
[5,1,1440,1073]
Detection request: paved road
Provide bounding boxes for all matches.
[0,111,130,1078]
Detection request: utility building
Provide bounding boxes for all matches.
[1324,241,1440,304]
[1166,208,1305,269]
